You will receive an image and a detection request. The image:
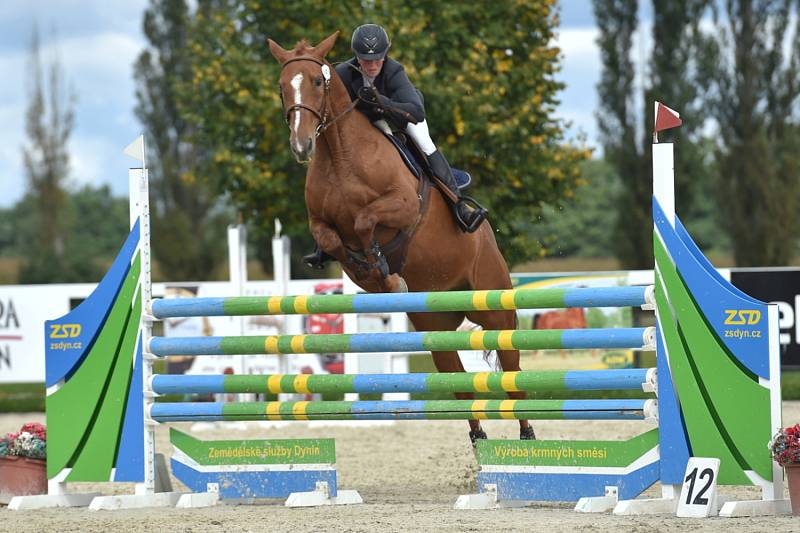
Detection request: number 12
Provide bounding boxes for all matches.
[684,467,714,505]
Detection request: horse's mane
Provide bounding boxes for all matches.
[291,39,314,55]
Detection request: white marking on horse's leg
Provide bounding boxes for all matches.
[291,73,304,153]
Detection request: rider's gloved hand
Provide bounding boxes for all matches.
[357,85,380,103]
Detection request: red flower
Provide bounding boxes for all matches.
[770,424,800,467]
[19,423,46,441]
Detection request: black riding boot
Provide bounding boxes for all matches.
[303,244,335,270]
[427,150,488,233]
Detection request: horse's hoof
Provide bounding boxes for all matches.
[469,429,488,445]
[520,426,536,440]
[386,274,408,293]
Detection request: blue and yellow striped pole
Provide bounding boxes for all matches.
[148,327,654,356]
[151,368,655,395]
[150,286,652,318]
[149,399,655,422]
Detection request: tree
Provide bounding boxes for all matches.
[593,0,644,268]
[20,25,76,283]
[594,0,712,269]
[697,0,800,265]
[530,159,620,258]
[12,27,133,284]
[134,0,231,281]
[4,186,130,283]
[174,0,589,268]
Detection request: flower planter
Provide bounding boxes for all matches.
[786,464,800,516]
[0,456,47,504]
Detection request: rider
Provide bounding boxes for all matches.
[304,23,488,268]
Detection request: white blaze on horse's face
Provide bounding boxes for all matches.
[290,72,305,156]
[283,64,325,164]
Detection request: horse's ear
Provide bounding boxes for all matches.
[268,38,290,64]
[312,31,339,59]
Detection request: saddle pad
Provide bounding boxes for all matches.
[382,131,423,179]
[452,168,472,190]
[380,130,473,190]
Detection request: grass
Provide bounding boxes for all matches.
[0,382,45,412]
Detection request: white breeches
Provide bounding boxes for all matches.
[405,120,437,155]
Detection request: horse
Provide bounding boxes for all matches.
[268,32,535,442]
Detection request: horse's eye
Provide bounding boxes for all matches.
[314,76,323,87]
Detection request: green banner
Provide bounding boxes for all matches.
[476,428,659,467]
[170,428,335,465]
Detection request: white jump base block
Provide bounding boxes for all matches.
[8,492,100,510]
[454,484,529,510]
[285,482,363,508]
[88,491,184,511]
[574,486,619,513]
[719,499,792,517]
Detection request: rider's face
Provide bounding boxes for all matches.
[358,57,385,78]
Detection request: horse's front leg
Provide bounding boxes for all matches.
[310,217,348,263]
[353,193,417,293]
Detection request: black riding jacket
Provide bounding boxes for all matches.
[335,57,426,129]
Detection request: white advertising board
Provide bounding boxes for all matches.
[0,283,96,383]
[0,279,332,384]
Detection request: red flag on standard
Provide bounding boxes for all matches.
[654,101,682,133]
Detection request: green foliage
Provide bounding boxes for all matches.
[134,0,233,281]
[594,0,712,268]
[678,137,731,254]
[6,187,129,283]
[0,383,45,413]
[529,159,619,258]
[66,186,131,261]
[0,206,17,256]
[696,0,800,266]
[593,0,645,268]
[782,371,800,401]
[174,0,588,267]
[21,26,77,282]
[3,28,133,284]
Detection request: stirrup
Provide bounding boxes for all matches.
[455,195,488,233]
[303,247,333,270]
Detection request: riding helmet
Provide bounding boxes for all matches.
[351,24,391,60]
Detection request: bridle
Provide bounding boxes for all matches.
[279,55,358,137]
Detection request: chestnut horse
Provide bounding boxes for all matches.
[268,32,534,441]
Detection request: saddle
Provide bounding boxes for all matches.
[379,129,472,190]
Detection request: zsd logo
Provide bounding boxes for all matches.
[723,310,761,325]
[49,324,82,338]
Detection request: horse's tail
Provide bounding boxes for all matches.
[484,349,501,370]
[484,308,519,369]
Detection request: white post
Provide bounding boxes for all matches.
[272,220,291,298]
[652,143,675,226]
[342,272,360,401]
[651,139,681,503]
[272,221,291,397]
[129,161,156,496]
[228,223,251,401]
[766,303,785,501]
[228,224,248,366]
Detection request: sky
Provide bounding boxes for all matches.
[0,1,652,208]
